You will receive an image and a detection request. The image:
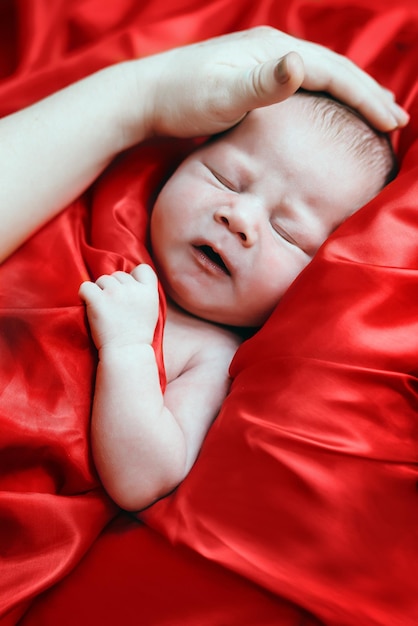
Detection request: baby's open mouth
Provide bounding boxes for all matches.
[194,245,230,275]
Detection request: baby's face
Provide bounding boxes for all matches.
[151,97,380,327]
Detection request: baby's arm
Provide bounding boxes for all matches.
[0,26,408,262]
[79,265,238,511]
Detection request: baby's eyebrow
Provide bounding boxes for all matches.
[214,146,251,179]
[204,155,250,190]
[273,202,323,257]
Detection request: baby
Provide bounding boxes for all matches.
[0,26,406,512]
[79,90,396,511]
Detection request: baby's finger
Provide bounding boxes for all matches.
[111,270,134,284]
[131,263,158,286]
[79,280,101,302]
[95,274,118,290]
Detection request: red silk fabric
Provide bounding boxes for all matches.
[1,1,418,625]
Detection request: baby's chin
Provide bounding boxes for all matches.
[158,267,274,327]
[169,293,268,329]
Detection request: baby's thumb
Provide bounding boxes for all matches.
[245,52,305,109]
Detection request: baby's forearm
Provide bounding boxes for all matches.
[91,343,188,512]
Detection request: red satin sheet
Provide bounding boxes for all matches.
[1,1,418,625]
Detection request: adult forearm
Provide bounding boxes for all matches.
[0,61,145,262]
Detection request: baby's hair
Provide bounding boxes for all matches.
[295,89,398,189]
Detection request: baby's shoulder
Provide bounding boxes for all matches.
[163,303,242,382]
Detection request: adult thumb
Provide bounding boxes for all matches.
[245,51,305,110]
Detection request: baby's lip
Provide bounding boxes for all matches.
[192,243,231,276]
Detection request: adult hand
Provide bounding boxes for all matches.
[136,26,408,140]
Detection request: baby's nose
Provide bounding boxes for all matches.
[215,200,259,246]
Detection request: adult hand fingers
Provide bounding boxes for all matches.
[290,39,409,131]
[231,52,305,115]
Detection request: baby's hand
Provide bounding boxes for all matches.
[79,264,159,351]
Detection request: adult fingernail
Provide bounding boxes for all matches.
[276,55,289,84]
[392,103,410,126]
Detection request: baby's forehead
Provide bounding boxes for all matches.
[211,92,393,186]
[215,95,320,147]
[226,93,359,143]
[202,97,326,162]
